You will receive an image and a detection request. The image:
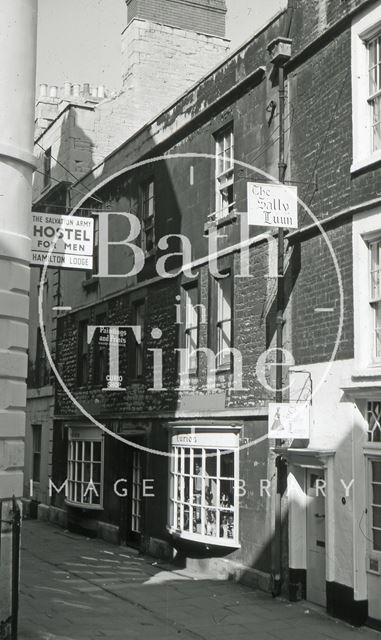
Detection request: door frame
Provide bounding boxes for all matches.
[286,449,335,608]
[306,467,327,606]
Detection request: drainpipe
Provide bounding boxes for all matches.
[267,35,292,597]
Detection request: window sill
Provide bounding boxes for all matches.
[144,248,157,259]
[82,276,99,291]
[204,210,238,235]
[352,367,381,380]
[216,365,232,374]
[65,499,104,511]
[168,527,240,549]
[351,151,381,174]
[364,443,381,455]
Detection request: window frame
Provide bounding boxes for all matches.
[93,313,108,387]
[215,271,233,370]
[168,430,240,548]
[43,147,52,189]
[32,424,42,484]
[131,450,143,534]
[366,454,381,561]
[351,6,381,172]
[183,282,200,376]
[367,33,381,153]
[66,428,104,510]
[369,238,381,363]
[140,179,155,255]
[133,299,146,379]
[35,325,49,387]
[84,213,99,282]
[214,125,235,221]
[77,319,89,387]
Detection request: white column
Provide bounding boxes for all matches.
[0,0,37,633]
[0,0,38,499]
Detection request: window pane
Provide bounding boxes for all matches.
[93,442,101,462]
[373,96,381,151]
[204,481,217,507]
[218,276,231,321]
[184,449,190,475]
[193,450,202,474]
[83,462,91,483]
[186,287,198,327]
[373,528,381,551]
[373,483,381,504]
[205,451,217,478]
[218,320,232,361]
[221,451,234,478]
[373,461,381,482]
[373,506,381,528]
[184,476,190,502]
[184,505,190,531]
[93,463,101,484]
[220,480,235,508]
[220,511,235,539]
[205,509,217,537]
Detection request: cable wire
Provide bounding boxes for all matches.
[35,141,103,205]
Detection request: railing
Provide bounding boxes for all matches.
[1,496,21,640]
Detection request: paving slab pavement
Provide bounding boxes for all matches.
[18,520,381,640]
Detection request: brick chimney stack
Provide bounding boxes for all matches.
[125,0,227,37]
[119,0,229,136]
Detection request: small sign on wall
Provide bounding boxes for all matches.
[268,402,310,440]
[247,182,298,228]
[31,212,94,270]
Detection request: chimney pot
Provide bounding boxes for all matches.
[49,85,58,98]
[39,83,48,98]
[97,85,105,99]
[72,83,80,98]
[83,83,90,96]
[64,81,72,98]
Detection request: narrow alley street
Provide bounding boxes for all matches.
[19,520,380,640]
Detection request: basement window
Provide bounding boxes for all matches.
[169,430,240,547]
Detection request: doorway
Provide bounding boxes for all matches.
[306,469,326,606]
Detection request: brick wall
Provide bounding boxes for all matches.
[290,0,374,54]
[126,0,227,37]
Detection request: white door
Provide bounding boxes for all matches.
[306,470,327,607]
[367,458,381,621]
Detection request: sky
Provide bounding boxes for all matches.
[36,0,285,90]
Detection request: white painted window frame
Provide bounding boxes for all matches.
[351,4,381,172]
[353,207,381,371]
[66,427,104,510]
[214,126,235,220]
[168,430,240,548]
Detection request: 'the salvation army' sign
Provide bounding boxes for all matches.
[31,212,94,270]
[247,182,298,229]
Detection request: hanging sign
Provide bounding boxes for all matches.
[247,182,298,228]
[31,212,94,270]
[268,402,310,440]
